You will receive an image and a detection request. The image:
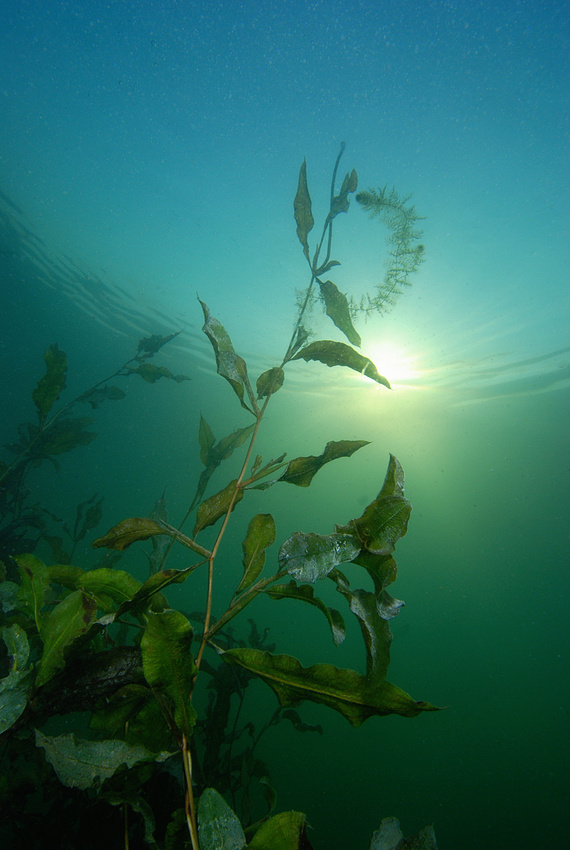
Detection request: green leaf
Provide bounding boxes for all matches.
[292,340,390,388]
[92,517,168,551]
[293,159,314,262]
[278,531,360,583]
[141,610,197,741]
[256,366,285,398]
[126,363,189,383]
[197,788,246,850]
[199,298,256,413]
[238,513,276,592]
[78,385,126,408]
[16,553,51,631]
[31,416,97,461]
[221,648,440,725]
[32,343,67,424]
[35,589,97,687]
[318,279,361,346]
[328,168,358,220]
[266,580,345,646]
[77,568,142,609]
[248,810,312,850]
[194,478,244,536]
[34,730,173,790]
[279,439,370,487]
[115,565,198,619]
[198,415,216,465]
[0,625,33,734]
[337,455,411,556]
[137,331,181,356]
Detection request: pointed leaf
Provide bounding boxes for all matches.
[35,730,173,790]
[141,610,197,740]
[199,415,216,465]
[197,788,246,850]
[266,580,346,646]
[256,366,285,399]
[137,331,181,356]
[199,298,255,412]
[328,168,358,219]
[36,589,97,687]
[93,517,169,551]
[16,554,51,631]
[32,343,67,424]
[279,439,369,487]
[220,648,440,725]
[126,363,189,383]
[247,810,311,850]
[292,341,390,388]
[238,513,276,592]
[278,531,360,583]
[115,565,199,618]
[293,159,314,262]
[318,279,361,346]
[194,479,244,536]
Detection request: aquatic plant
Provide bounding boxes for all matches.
[0,147,438,849]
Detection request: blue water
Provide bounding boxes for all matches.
[1,1,568,848]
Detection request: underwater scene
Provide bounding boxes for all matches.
[0,1,568,848]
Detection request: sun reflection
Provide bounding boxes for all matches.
[366,342,423,388]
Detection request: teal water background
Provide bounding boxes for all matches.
[1,1,568,848]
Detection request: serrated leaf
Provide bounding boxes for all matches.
[36,589,97,687]
[292,340,390,388]
[199,298,255,413]
[278,531,360,583]
[32,343,67,424]
[220,648,440,725]
[194,479,244,536]
[141,610,197,741]
[197,788,246,850]
[279,439,369,488]
[318,279,361,346]
[238,513,276,593]
[35,730,172,790]
[294,159,314,262]
[266,580,345,646]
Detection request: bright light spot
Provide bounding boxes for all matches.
[366,342,422,388]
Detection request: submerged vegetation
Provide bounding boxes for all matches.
[0,147,438,849]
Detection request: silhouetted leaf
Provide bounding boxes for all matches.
[137,331,181,356]
[141,610,197,740]
[72,493,103,542]
[199,416,216,465]
[238,513,276,592]
[78,385,126,408]
[292,341,390,388]
[328,168,358,220]
[194,479,244,536]
[266,580,346,646]
[36,589,97,687]
[279,439,370,487]
[32,344,67,424]
[92,517,168,551]
[294,159,314,262]
[127,363,189,383]
[318,279,361,346]
[221,648,440,725]
[199,298,255,413]
[256,366,285,398]
[278,531,360,583]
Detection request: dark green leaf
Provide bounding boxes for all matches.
[197,788,246,850]
[256,366,285,398]
[137,331,181,356]
[32,343,67,424]
[221,648,440,725]
[16,553,51,631]
[238,513,276,592]
[292,341,390,388]
[199,415,216,466]
[199,298,256,413]
[0,625,33,734]
[36,589,97,687]
[141,610,197,741]
[328,168,358,220]
[92,517,169,551]
[294,159,314,262]
[194,479,244,536]
[127,363,189,383]
[266,580,346,646]
[318,279,361,346]
[77,568,142,609]
[78,385,126,408]
[278,531,360,583]
[35,730,173,790]
[115,565,198,619]
[279,439,370,488]
[280,709,323,735]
